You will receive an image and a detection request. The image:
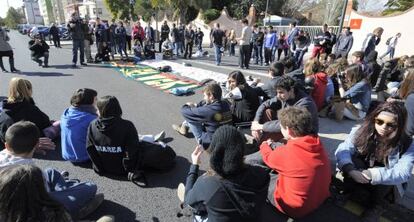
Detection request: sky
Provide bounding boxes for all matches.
[0,0,24,18]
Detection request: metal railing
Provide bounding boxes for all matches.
[268,26,340,40]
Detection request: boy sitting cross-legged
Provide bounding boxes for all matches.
[246,107,331,218]
[0,121,103,220]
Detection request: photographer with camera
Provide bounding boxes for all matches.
[28,34,50,67]
[67,12,88,68]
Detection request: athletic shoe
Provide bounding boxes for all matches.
[172,124,188,136]
[177,183,185,203]
[77,193,104,219]
[81,63,88,66]
[96,215,115,222]
[154,130,166,142]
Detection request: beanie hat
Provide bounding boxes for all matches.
[209,125,245,177]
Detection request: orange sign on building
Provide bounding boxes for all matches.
[350,19,363,29]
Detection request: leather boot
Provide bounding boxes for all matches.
[0,58,7,72]
[9,57,20,73]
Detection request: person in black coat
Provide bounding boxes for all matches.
[86,96,175,185]
[29,34,50,67]
[225,71,260,124]
[255,62,285,101]
[49,23,61,48]
[0,77,55,151]
[179,125,269,222]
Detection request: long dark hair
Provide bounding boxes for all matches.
[354,102,411,161]
[208,125,245,178]
[228,71,247,90]
[0,165,71,222]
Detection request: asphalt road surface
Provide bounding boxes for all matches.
[1,31,412,222]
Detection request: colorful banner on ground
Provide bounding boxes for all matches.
[109,61,202,93]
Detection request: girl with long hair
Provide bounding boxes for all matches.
[179,125,269,222]
[225,71,260,124]
[335,102,414,221]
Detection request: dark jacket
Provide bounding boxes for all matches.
[49,26,59,37]
[0,99,51,147]
[366,51,382,88]
[95,23,108,43]
[256,31,264,46]
[28,39,49,57]
[184,29,195,44]
[405,93,414,137]
[67,17,85,40]
[231,85,261,123]
[212,28,225,46]
[258,77,280,101]
[184,164,270,222]
[254,90,319,133]
[87,117,140,176]
[313,31,331,47]
[181,100,232,148]
[0,99,51,130]
[362,33,380,58]
[161,24,170,39]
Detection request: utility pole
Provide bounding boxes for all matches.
[265,0,270,25]
[338,0,349,34]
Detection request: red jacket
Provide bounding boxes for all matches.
[132,25,145,40]
[310,72,328,111]
[260,135,331,218]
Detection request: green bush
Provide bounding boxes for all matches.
[202,9,221,24]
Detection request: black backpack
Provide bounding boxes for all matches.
[0,111,15,150]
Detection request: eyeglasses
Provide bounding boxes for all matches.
[374,118,398,129]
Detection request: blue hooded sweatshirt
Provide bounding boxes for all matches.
[61,106,97,162]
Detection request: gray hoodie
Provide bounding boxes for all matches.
[0,150,34,168]
[335,32,353,55]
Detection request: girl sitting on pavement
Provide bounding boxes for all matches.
[178,125,269,222]
[335,101,414,221]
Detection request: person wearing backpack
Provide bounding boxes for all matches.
[380,33,401,60]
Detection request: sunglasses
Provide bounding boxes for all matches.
[375,118,398,129]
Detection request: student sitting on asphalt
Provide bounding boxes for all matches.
[224,71,261,124]
[246,107,331,219]
[86,96,175,186]
[0,121,103,220]
[172,83,232,149]
[61,88,98,163]
[0,77,57,151]
[179,125,270,222]
[28,34,50,68]
[143,39,155,60]
[161,37,174,59]
[303,58,329,111]
[335,102,414,221]
[132,39,143,64]
[331,64,371,121]
[254,62,285,101]
[250,76,319,143]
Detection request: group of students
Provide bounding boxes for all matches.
[170,28,414,221]
[0,77,176,221]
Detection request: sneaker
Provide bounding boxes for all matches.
[360,206,385,222]
[77,193,104,219]
[81,62,88,66]
[1,69,8,73]
[154,130,166,142]
[72,63,77,68]
[177,183,185,203]
[60,170,69,179]
[96,215,115,222]
[172,124,188,136]
[42,64,49,68]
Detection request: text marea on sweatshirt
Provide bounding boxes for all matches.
[95,145,122,153]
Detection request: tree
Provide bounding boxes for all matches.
[4,7,24,28]
[383,0,414,15]
[0,17,5,27]
[352,0,359,11]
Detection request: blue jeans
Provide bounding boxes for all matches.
[214,44,222,65]
[72,39,85,64]
[380,46,395,59]
[117,41,128,57]
[294,49,306,68]
[174,42,182,56]
[184,121,203,144]
[45,168,97,217]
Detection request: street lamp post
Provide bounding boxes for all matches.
[265,0,270,26]
[338,0,349,34]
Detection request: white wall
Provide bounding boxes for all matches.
[348,8,414,57]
